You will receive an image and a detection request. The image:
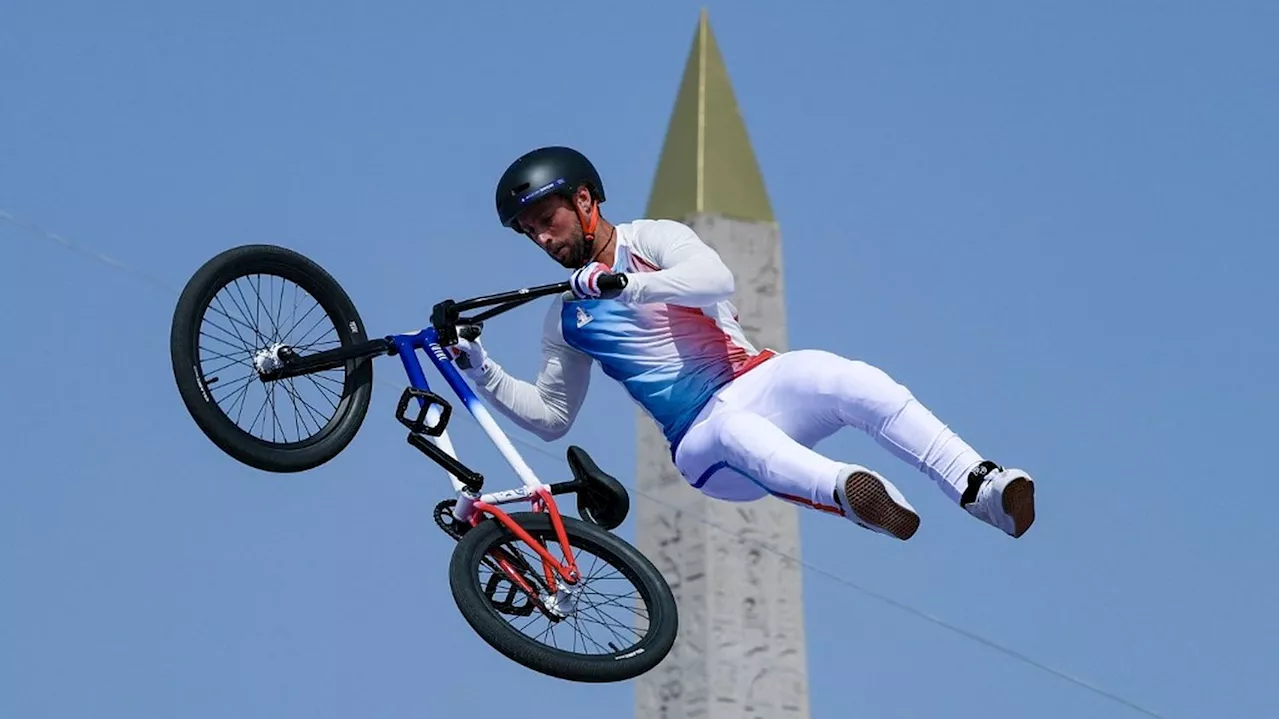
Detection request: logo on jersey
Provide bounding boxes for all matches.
[576,306,593,328]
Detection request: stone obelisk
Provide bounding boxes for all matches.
[634,10,811,719]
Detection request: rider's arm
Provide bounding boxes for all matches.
[617,220,735,308]
[468,299,591,441]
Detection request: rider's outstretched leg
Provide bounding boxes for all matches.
[674,349,1035,538]
[673,405,922,540]
[772,349,1036,538]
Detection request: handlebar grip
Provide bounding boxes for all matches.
[597,272,628,298]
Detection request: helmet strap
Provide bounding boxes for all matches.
[575,199,600,244]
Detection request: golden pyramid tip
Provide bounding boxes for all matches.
[645,10,774,224]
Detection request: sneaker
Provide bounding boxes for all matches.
[961,460,1036,537]
[835,465,920,540]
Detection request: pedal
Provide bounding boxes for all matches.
[484,571,537,617]
[395,386,451,436]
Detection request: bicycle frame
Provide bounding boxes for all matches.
[263,275,628,590]
[396,279,601,590]
[390,321,583,582]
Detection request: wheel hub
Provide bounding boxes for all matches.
[253,342,288,377]
[545,584,581,619]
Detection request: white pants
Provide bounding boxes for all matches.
[672,349,983,519]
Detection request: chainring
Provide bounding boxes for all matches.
[434,499,470,540]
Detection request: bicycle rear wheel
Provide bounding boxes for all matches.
[448,512,678,683]
[169,244,373,472]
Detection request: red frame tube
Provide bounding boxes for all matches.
[471,489,581,590]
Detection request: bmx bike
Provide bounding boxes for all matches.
[167,243,678,683]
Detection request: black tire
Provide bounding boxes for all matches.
[449,512,678,683]
[169,244,374,473]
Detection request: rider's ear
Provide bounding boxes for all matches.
[575,186,594,214]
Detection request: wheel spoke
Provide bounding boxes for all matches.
[280,379,331,434]
[228,279,269,347]
[206,296,261,350]
[227,374,255,425]
[297,373,341,412]
[197,343,253,368]
[274,273,288,343]
[278,301,324,348]
[293,310,334,353]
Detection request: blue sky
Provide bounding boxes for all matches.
[1,2,1273,718]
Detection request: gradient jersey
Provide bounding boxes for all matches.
[469,218,775,450]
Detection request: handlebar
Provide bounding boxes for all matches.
[430,272,628,345]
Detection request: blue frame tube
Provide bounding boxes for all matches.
[390,326,547,498]
[391,326,482,417]
[391,326,481,495]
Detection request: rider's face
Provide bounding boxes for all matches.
[515,190,592,269]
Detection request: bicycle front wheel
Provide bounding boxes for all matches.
[448,512,678,683]
[169,244,374,473]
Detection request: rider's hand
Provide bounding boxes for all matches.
[448,331,489,376]
[569,262,614,300]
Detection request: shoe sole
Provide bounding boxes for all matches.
[844,471,920,540]
[1002,477,1036,538]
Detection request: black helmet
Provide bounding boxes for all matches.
[495,146,606,232]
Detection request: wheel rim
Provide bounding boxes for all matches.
[194,270,349,447]
[475,526,655,658]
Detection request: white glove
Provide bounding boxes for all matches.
[568,262,611,300]
[448,332,489,377]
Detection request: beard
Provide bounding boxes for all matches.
[551,224,595,269]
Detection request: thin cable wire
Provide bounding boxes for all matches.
[1,210,176,294]
[2,208,1174,719]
